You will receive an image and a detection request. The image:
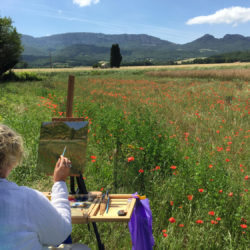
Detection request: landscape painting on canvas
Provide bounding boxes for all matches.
[37,121,88,175]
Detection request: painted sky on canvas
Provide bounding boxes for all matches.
[1,0,250,43]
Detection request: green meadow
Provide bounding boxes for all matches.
[0,65,249,249]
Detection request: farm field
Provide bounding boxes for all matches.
[0,64,249,249]
[13,62,250,73]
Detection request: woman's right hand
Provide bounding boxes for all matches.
[53,155,71,182]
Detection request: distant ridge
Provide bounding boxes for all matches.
[20,32,250,67]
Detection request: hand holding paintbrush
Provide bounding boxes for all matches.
[53,146,71,182]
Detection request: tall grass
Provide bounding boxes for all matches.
[0,67,249,249]
[146,68,250,80]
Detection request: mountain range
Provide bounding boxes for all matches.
[20,33,250,67]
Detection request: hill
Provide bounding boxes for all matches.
[19,33,250,67]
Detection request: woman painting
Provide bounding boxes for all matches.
[0,124,90,250]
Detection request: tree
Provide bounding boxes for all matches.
[110,44,122,68]
[0,16,23,76]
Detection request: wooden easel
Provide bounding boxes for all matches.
[52,75,105,250]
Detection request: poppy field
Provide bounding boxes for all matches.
[1,65,249,249]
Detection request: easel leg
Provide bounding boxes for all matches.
[92,222,105,250]
[70,176,75,194]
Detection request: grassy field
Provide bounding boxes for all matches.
[1,64,249,249]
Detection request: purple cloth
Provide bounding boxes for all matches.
[128,193,154,250]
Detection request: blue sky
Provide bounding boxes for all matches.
[1,0,250,44]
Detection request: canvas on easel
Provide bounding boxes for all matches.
[37,120,88,175]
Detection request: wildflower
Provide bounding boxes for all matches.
[208,211,215,216]
[240,224,247,229]
[169,217,176,223]
[217,147,223,152]
[91,160,96,163]
[127,157,135,162]
[187,195,193,201]
[139,147,144,150]
[170,201,174,206]
[162,229,167,233]
[179,224,184,227]
[244,175,249,180]
[227,141,232,145]
[198,189,204,193]
[163,233,168,237]
[211,220,218,224]
[209,164,213,168]
[225,158,230,162]
[138,169,144,173]
[185,156,189,160]
[216,130,220,134]
[170,166,177,170]
[100,187,104,191]
[196,220,204,224]
[155,166,160,170]
[228,192,233,197]
[216,217,221,221]
[219,190,223,193]
[91,155,97,160]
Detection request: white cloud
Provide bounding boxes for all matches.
[186,6,250,26]
[73,0,100,7]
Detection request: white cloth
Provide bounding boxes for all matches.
[0,178,72,250]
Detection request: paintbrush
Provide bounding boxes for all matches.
[105,190,110,214]
[99,193,107,215]
[62,146,67,156]
[61,146,72,168]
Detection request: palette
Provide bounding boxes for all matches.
[43,192,136,224]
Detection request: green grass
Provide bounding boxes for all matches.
[0,66,249,249]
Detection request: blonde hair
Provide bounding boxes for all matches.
[0,124,24,177]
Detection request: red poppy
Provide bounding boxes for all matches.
[100,187,104,191]
[170,201,174,206]
[187,195,193,201]
[162,229,167,233]
[198,189,204,193]
[244,175,249,180]
[163,233,168,237]
[91,160,96,163]
[155,166,161,170]
[138,169,144,173]
[169,217,176,223]
[127,157,135,162]
[208,211,215,216]
[179,224,184,227]
[91,155,97,159]
[240,224,247,229]
[228,192,233,197]
[139,147,144,150]
[209,164,213,168]
[219,190,223,193]
[225,158,230,162]
[170,166,177,170]
[216,217,221,221]
[196,220,204,224]
[211,220,218,224]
